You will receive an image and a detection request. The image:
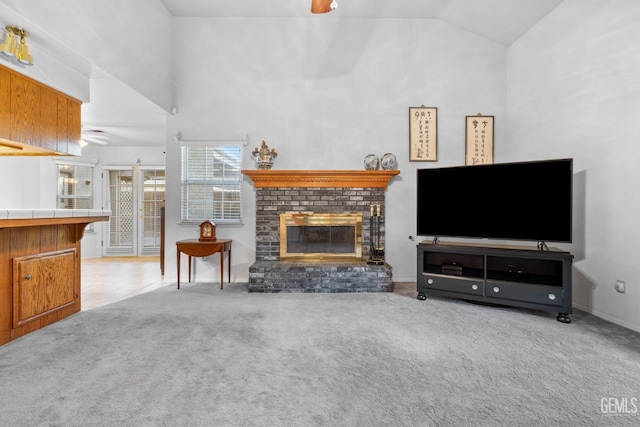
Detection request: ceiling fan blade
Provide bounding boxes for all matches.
[81,136,108,145]
[82,123,148,129]
[311,0,333,14]
[81,133,108,140]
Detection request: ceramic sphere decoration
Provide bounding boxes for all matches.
[380,153,397,170]
[364,154,379,170]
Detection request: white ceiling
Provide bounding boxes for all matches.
[159,0,564,46]
[82,0,564,148]
[81,67,167,148]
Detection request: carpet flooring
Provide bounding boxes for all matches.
[1,282,639,426]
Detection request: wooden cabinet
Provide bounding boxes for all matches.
[0,215,108,346]
[0,66,10,140]
[39,86,58,152]
[10,71,41,147]
[12,249,77,328]
[66,96,82,156]
[0,63,82,156]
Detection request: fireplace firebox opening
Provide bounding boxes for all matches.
[279,212,363,261]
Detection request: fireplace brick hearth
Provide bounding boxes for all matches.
[242,170,398,293]
[249,261,392,293]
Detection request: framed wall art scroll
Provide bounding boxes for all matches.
[409,106,437,161]
[465,114,494,165]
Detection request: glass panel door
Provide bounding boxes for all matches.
[138,168,165,256]
[105,168,135,255]
[103,167,165,257]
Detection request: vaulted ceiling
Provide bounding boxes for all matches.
[159,0,564,46]
[81,0,564,147]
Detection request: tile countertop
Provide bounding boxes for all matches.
[0,209,112,220]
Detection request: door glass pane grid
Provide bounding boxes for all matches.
[141,169,165,251]
[108,170,134,249]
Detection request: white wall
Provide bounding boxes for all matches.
[164,17,506,283]
[507,0,640,330]
[0,2,91,102]
[0,157,55,207]
[0,0,172,110]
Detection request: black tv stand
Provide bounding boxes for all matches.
[417,242,573,323]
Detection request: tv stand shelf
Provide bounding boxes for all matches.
[417,242,573,323]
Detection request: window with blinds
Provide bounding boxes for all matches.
[56,162,94,209]
[181,144,242,224]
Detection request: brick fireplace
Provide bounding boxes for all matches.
[242,170,399,292]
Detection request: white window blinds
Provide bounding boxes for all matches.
[180,144,242,223]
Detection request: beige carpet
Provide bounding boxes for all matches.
[1,282,639,426]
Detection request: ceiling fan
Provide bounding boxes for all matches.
[311,0,338,14]
[80,128,109,146]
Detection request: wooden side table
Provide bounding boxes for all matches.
[176,239,232,290]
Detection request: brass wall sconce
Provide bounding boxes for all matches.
[0,26,34,66]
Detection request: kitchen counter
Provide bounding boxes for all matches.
[0,209,111,220]
[0,209,110,346]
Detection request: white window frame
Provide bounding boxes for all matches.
[180,142,243,225]
[55,159,95,210]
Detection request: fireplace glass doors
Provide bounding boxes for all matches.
[279,213,363,261]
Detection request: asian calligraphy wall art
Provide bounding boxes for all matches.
[465,114,494,165]
[409,106,437,161]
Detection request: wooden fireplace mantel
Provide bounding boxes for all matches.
[241,170,400,188]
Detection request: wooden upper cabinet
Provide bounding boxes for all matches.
[55,93,69,154]
[55,94,81,155]
[11,73,41,147]
[40,86,58,152]
[66,98,81,156]
[0,64,82,156]
[0,67,10,140]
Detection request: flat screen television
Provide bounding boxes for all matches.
[416,158,573,243]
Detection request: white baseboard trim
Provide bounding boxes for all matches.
[396,282,640,333]
[573,303,640,334]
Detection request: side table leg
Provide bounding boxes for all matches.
[219,248,224,290]
[176,249,181,289]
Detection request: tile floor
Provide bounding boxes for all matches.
[81,256,418,310]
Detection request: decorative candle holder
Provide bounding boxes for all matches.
[252,140,278,170]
